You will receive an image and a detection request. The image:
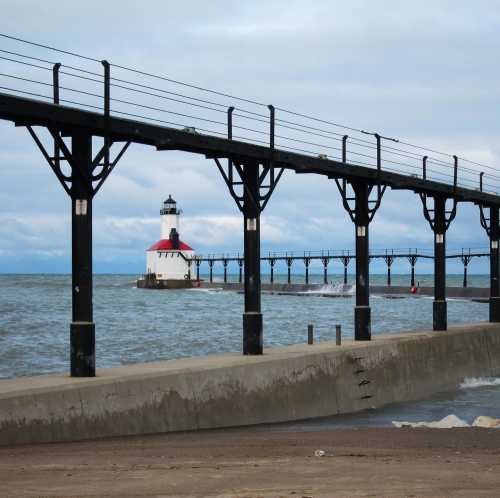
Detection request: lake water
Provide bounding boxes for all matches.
[0,272,497,427]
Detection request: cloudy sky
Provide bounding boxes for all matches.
[1,0,499,274]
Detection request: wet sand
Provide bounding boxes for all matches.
[1,427,500,497]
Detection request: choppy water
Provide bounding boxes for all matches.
[0,273,497,427]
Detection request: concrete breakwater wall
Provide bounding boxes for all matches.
[1,323,499,446]
[202,282,490,299]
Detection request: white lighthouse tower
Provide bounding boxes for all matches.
[141,195,195,288]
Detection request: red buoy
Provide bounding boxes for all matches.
[410,286,417,294]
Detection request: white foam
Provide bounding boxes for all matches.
[301,283,355,295]
[187,287,225,294]
[460,377,500,389]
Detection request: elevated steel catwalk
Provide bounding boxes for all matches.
[1,92,499,207]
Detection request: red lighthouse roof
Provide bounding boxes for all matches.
[146,239,193,252]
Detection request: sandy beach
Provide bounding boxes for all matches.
[1,427,500,497]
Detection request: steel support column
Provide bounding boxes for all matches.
[408,255,417,287]
[242,164,262,354]
[433,196,447,331]
[322,257,329,284]
[70,132,95,377]
[270,259,275,284]
[342,257,349,285]
[490,207,500,321]
[238,258,243,284]
[354,182,371,341]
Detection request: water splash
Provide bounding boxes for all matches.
[460,377,500,389]
[302,283,355,295]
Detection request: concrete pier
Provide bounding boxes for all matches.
[1,322,499,446]
[202,281,490,299]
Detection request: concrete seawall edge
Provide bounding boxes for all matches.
[0,322,499,446]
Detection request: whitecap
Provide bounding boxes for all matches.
[460,377,500,389]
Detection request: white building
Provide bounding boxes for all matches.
[146,195,194,282]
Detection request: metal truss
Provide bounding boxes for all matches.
[335,178,386,223]
[27,125,130,198]
[213,106,284,213]
[480,205,494,236]
[419,193,457,231]
[25,62,129,200]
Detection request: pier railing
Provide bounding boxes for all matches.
[187,247,489,288]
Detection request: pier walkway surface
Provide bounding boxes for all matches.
[1,323,500,447]
[1,427,500,497]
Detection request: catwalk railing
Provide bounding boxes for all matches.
[1,33,500,376]
[184,247,488,288]
[1,33,500,196]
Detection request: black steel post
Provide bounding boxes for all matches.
[196,260,200,281]
[463,260,468,288]
[386,257,392,286]
[242,163,262,355]
[287,258,292,284]
[322,258,328,284]
[209,260,213,283]
[70,132,94,377]
[223,259,228,283]
[354,182,371,340]
[270,259,275,284]
[343,258,349,285]
[305,257,310,284]
[490,207,500,322]
[409,256,417,287]
[238,258,243,284]
[433,196,447,330]
[52,63,61,174]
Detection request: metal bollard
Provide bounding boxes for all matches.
[336,324,341,346]
[308,324,314,345]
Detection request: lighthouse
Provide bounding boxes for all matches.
[140,195,195,289]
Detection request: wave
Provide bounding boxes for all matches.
[187,287,225,294]
[301,283,355,295]
[460,377,500,389]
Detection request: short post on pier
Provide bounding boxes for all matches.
[307,324,314,345]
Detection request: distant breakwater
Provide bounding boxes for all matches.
[200,282,490,300]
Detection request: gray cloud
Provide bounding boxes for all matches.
[0,0,498,273]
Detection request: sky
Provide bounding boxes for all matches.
[1,0,499,274]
